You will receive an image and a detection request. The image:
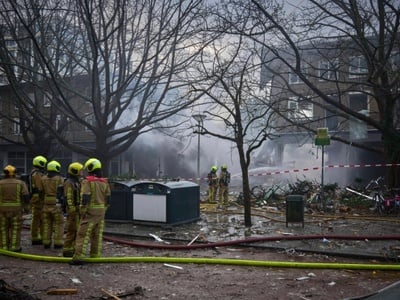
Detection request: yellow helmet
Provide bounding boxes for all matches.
[33,155,47,168]
[84,158,102,173]
[3,165,16,176]
[68,162,83,176]
[211,165,217,172]
[47,160,61,173]
[221,164,227,170]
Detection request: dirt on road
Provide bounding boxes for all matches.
[1,235,399,300]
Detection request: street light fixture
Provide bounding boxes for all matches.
[192,114,206,183]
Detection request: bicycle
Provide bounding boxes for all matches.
[250,184,285,206]
[308,183,338,212]
[347,176,398,215]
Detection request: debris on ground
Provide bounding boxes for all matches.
[0,279,40,300]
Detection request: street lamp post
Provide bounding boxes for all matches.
[192,114,206,183]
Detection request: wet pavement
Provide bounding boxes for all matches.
[18,202,400,300]
[104,203,400,262]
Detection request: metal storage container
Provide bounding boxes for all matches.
[106,180,137,221]
[132,181,200,225]
[106,180,200,225]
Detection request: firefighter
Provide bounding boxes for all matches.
[207,165,218,203]
[62,162,83,257]
[218,164,231,208]
[30,155,47,245]
[39,160,64,249]
[71,158,110,265]
[0,165,29,251]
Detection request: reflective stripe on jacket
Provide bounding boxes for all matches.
[41,175,64,205]
[0,178,28,208]
[81,176,110,209]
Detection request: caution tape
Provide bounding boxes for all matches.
[244,163,400,178]
[137,163,400,182]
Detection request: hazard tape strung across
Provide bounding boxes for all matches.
[244,163,400,178]
[137,163,400,182]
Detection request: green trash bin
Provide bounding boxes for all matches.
[286,195,305,227]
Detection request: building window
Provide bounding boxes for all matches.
[288,71,302,84]
[84,113,94,131]
[288,63,310,84]
[9,49,18,75]
[318,59,338,80]
[0,74,8,85]
[55,115,69,131]
[325,96,339,130]
[43,92,52,107]
[325,106,339,131]
[288,96,313,121]
[13,117,21,135]
[348,93,369,140]
[56,114,61,130]
[349,93,369,113]
[349,56,368,78]
[8,151,26,173]
[390,52,400,71]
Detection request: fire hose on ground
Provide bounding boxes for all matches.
[2,233,400,271]
[1,247,400,271]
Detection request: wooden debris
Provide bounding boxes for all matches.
[101,288,122,300]
[187,234,201,245]
[46,288,78,295]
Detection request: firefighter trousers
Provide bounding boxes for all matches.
[73,211,105,259]
[30,193,43,243]
[0,210,23,251]
[42,205,64,248]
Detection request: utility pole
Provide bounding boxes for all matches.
[315,128,330,211]
[192,114,206,183]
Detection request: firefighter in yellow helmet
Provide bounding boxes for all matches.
[71,158,110,265]
[39,160,64,249]
[62,162,83,257]
[206,165,218,203]
[0,165,29,251]
[30,155,47,245]
[218,164,231,208]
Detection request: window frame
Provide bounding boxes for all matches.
[84,113,94,132]
[318,59,338,81]
[287,96,313,121]
[349,56,368,78]
[13,117,21,135]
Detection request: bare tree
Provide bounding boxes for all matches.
[0,0,210,174]
[192,32,277,226]
[247,0,400,186]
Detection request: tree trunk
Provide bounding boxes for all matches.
[238,147,252,227]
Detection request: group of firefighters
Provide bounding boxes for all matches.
[0,156,110,265]
[206,164,231,208]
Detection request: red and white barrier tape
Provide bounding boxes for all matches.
[138,163,399,182]
[244,163,400,178]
